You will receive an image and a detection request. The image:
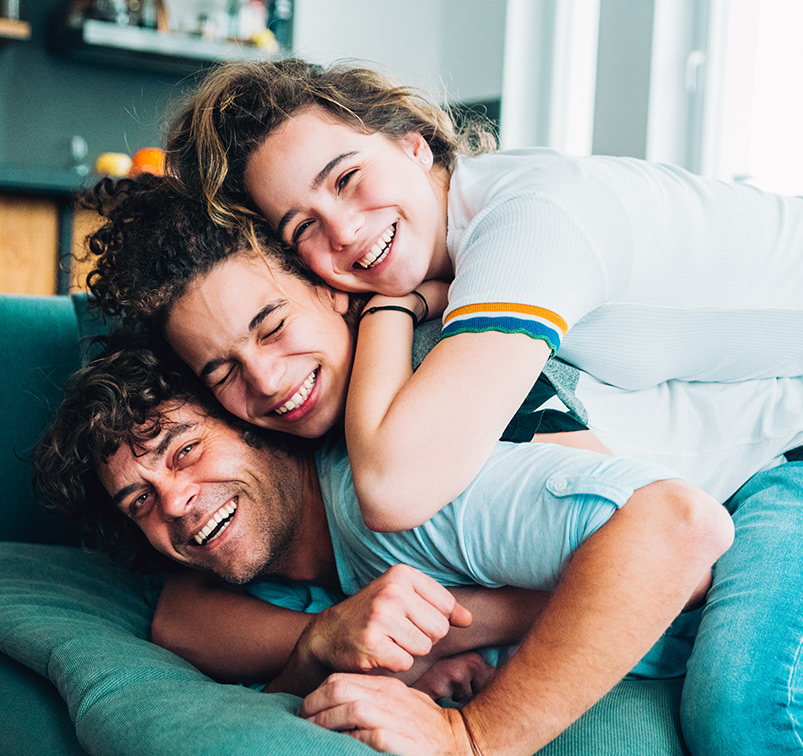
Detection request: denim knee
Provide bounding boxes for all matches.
[681,657,803,754]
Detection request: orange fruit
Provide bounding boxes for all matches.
[129,147,166,177]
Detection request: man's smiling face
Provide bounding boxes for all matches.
[96,401,305,584]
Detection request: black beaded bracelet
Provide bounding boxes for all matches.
[410,289,429,323]
[358,304,419,326]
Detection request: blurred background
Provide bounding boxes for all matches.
[1,0,800,295]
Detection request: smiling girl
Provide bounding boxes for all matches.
[168,58,803,533]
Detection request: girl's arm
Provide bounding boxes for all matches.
[346,285,552,532]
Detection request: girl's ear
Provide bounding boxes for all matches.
[401,132,434,168]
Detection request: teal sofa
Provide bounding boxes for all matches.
[0,293,689,756]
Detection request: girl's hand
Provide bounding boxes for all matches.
[300,674,472,756]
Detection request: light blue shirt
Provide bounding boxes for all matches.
[249,438,699,679]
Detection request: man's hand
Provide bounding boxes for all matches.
[305,564,472,674]
[300,673,472,756]
[411,651,495,702]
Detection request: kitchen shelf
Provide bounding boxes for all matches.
[0,17,31,41]
[0,164,87,197]
[51,18,285,75]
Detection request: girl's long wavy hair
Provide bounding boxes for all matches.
[166,58,497,229]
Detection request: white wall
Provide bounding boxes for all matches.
[291,0,670,160]
[439,0,506,103]
[592,0,655,158]
[292,0,505,103]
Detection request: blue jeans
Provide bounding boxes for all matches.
[681,462,803,754]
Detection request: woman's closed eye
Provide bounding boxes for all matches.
[210,367,235,390]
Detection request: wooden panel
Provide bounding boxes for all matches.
[0,195,58,295]
[70,207,105,292]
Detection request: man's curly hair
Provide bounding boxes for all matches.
[80,173,317,330]
[32,328,305,573]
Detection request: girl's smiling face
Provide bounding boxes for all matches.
[244,107,452,296]
[164,251,354,438]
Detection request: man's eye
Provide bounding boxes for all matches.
[337,169,356,193]
[292,220,313,244]
[177,443,197,460]
[129,492,151,519]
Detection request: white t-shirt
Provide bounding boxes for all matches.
[565,370,803,502]
[445,148,803,388]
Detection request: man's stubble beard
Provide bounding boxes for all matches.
[213,449,307,586]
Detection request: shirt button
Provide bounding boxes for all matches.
[551,478,567,491]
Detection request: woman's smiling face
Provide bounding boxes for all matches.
[244,107,452,296]
[164,251,355,438]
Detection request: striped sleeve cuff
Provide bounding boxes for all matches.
[442,303,567,354]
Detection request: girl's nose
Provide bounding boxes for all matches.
[325,207,363,250]
[243,354,288,414]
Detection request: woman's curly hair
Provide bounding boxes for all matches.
[80,173,315,329]
[166,57,497,229]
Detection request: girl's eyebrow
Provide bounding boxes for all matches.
[275,151,359,238]
[313,151,358,189]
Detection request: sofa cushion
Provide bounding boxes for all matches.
[70,292,119,364]
[0,653,89,756]
[0,542,376,756]
[0,541,687,756]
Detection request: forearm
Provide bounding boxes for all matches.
[152,571,313,683]
[263,624,332,695]
[438,586,551,656]
[269,574,550,698]
[461,481,734,755]
[347,324,550,531]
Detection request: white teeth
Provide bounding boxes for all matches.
[356,224,395,269]
[193,501,237,546]
[275,370,317,415]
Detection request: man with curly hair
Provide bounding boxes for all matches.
[34,335,730,756]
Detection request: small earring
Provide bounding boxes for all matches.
[421,154,432,165]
